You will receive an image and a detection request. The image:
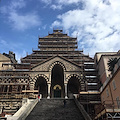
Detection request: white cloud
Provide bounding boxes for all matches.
[15,50,26,63]
[57,0,82,5]
[42,24,47,30]
[50,4,62,10]
[9,11,40,31]
[0,0,40,31]
[10,0,26,10]
[0,40,8,46]
[51,21,61,27]
[39,0,83,10]
[40,0,52,5]
[0,0,26,14]
[52,0,120,56]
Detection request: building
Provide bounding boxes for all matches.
[94,52,120,120]
[0,51,17,70]
[0,30,100,117]
[94,51,120,84]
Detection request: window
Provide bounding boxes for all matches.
[116,97,120,108]
[112,80,116,90]
[106,88,109,97]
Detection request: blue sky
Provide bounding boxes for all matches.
[0,0,120,62]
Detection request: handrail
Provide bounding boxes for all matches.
[95,100,120,115]
[74,98,92,120]
[7,98,38,120]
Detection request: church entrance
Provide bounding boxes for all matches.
[53,85,61,98]
[51,64,64,98]
[35,76,48,98]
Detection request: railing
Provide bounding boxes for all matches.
[74,98,92,120]
[95,100,120,115]
[7,99,38,120]
[32,49,83,52]
[0,94,37,99]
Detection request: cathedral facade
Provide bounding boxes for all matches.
[0,30,100,115]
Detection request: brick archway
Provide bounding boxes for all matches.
[67,74,81,95]
[33,74,49,83]
[49,61,66,72]
[34,74,49,98]
[66,74,81,83]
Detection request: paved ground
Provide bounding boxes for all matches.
[25,99,85,120]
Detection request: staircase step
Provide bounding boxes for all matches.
[25,99,85,120]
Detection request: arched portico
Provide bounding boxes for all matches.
[32,63,82,98]
[51,64,64,98]
[34,76,48,98]
[67,75,80,97]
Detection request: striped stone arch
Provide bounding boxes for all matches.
[33,74,49,84]
[27,75,33,83]
[49,61,66,72]
[66,74,81,82]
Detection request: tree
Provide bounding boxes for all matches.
[107,58,119,73]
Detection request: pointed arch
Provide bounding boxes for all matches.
[49,61,66,72]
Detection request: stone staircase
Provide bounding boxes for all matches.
[25,99,85,120]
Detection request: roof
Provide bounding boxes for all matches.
[94,51,119,63]
[31,55,82,70]
[42,29,72,38]
[0,53,11,61]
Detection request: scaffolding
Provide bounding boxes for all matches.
[21,30,86,67]
[0,29,100,117]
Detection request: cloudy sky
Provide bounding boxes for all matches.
[0,0,120,61]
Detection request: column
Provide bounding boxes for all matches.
[24,85,27,97]
[65,83,68,98]
[30,83,34,91]
[49,74,51,81]
[7,85,9,93]
[47,83,51,99]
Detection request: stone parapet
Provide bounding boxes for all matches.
[7,98,38,120]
